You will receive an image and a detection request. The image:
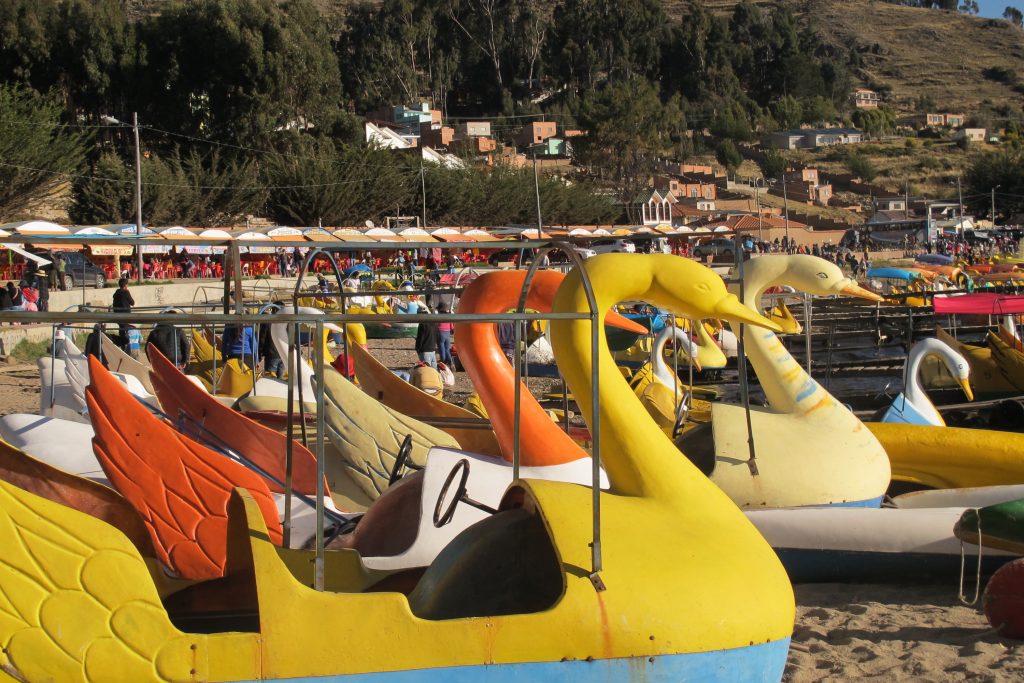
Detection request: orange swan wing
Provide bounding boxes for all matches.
[147,344,325,497]
[86,356,282,580]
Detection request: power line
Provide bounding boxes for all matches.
[0,159,424,191]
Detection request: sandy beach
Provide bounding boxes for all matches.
[786,582,1024,681]
[3,345,1024,682]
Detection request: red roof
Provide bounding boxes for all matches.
[703,214,809,232]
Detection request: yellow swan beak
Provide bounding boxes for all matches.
[959,378,974,402]
[840,282,884,302]
[714,294,783,333]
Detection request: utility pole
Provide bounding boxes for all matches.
[956,177,964,234]
[755,179,763,242]
[904,180,910,220]
[991,186,998,226]
[533,153,543,239]
[420,161,427,229]
[781,173,790,244]
[132,112,143,282]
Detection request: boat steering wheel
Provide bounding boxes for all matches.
[388,434,414,486]
[432,458,498,528]
[671,392,692,440]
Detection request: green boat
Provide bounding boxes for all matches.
[955,498,1024,555]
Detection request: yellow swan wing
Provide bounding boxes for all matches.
[0,479,204,683]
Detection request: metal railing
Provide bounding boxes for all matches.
[7,237,611,593]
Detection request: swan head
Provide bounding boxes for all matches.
[673,269,783,332]
[761,255,883,302]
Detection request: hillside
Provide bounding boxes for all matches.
[132,0,1023,116]
[799,0,1024,113]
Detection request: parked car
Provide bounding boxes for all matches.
[589,238,636,254]
[487,248,531,267]
[692,238,743,261]
[59,251,107,289]
[548,246,597,263]
[962,230,992,246]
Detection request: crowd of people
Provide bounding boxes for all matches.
[0,268,51,316]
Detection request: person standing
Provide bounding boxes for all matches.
[415,308,439,369]
[259,320,283,379]
[0,282,11,312]
[112,278,135,341]
[55,253,67,290]
[123,324,143,359]
[436,304,455,368]
[221,323,257,366]
[35,268,49,312]
[148,313,191,367]
[498,321,516,363]
[6,282,22,310]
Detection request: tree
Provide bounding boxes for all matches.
[965,147,1024,219]
[960,1,979,14]
[771,96,802,130]
[70,149,265,226]
[1005,6,1024,27]
[0,85,90,217]
[137,0,343,142]
[759,149,787,178]
[263,135,413,225]
[574,79,686,221]
[716,140,743,172]
[846,151,877,182]
[447,0,514,102]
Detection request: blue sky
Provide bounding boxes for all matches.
[978,1,1022,18]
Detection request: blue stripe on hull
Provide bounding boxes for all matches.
[230,638,790,682]
[819,495,884,509]
[776,547,1016,583]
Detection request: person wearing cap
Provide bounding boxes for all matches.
[34,268,49,312]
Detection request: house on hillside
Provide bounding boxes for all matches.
[445,122,498,159]
[652,175,717,200]
[900,112,966,129]
[954,128,986,143]
[671,199,718,225]
[420,146,465,169]
[852,88,881,109]
[772,169,832,206]
[767,128,864,150]
[516,121,558,147]
[874,197,907,213]
[365,121,415,149]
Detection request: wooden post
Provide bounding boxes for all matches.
[230,243,244,314]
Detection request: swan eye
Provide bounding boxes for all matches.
[816,272,828,279]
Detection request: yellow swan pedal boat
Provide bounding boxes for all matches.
[0,254,794,682]
[693,255,892,508]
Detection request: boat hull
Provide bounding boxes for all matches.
[223,640,791,682]
[747,504,1019,582]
